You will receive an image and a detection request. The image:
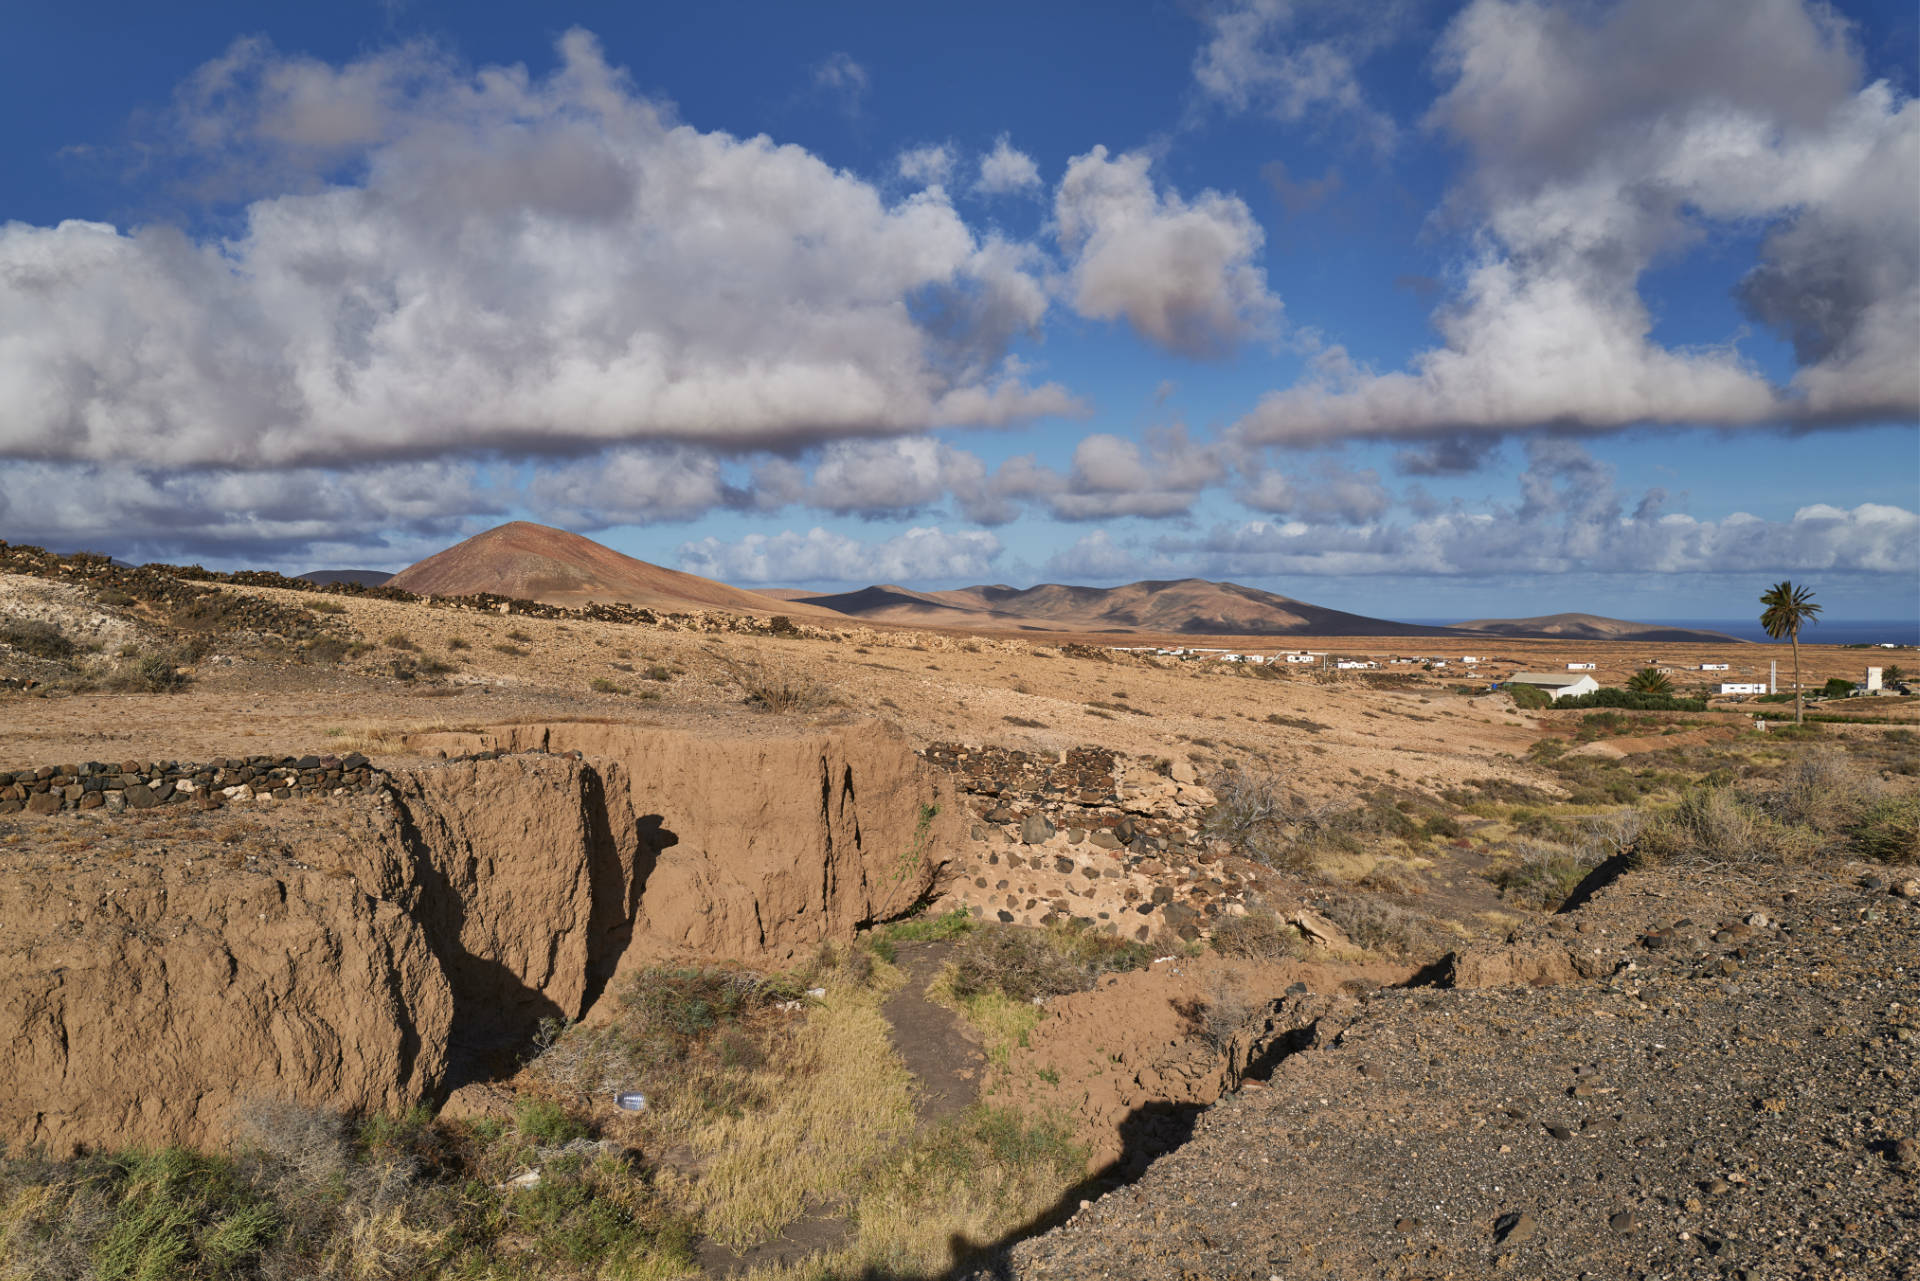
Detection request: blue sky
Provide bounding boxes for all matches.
[2,0,1916,623]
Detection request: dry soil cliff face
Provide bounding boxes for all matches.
[0,721,959,1156]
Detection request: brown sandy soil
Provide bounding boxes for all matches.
[5,576,1905,787]
[2,580,1564,805]
[988,952,1419,1173]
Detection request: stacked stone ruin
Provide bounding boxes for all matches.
[918,742,1270,943]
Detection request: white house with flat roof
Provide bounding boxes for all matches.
[1566,662,1596,671]
[1700,663,1729,671]
[1507,672,1600,701]
[1720,682,1769,695]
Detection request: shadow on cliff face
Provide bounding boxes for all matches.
[389,764,680,1096]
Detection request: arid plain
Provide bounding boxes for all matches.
[1,544,1916,1280]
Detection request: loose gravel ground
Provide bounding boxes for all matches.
[967,863,1919,1280]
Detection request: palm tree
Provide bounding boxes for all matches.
[1626,667,1673,695]
[1759,581,1822,725]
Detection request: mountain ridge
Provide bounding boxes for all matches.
[386,522,837,618]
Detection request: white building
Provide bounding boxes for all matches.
[1699,663,1729,671]
[1566,662,1596,671]
[1720,682,1769,695]
[1507,672,1601,701]
[1283,652,1317,664]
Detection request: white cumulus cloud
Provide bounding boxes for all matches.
[0,31,1076,471]
[1055,146,1280,358]
[1232,0,1920,446]
[975,134,1041,195]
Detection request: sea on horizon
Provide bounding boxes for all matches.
[1404,619,1920,647]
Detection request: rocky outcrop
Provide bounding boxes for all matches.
[0,720,959,1155]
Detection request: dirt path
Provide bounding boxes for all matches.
[695,940,982,1276]
[882,940,986,1131]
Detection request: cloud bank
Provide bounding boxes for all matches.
[0,31,1076,472]
[1233,0,1920,446]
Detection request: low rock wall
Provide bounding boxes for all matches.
[918,741,1277,943]
[0,751,382,815]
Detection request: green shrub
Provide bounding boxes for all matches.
[1556,688,1709,712]
[1821,677,1856,698]
[588,677,626,694]
[82,1148,278,1280]
[1507,682,1552,710]
[513,1096,589,1145]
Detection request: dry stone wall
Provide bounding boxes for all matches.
[917,741,1280,943]
[0,753,382,815]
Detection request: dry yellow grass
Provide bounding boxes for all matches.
[662,992,914,1250]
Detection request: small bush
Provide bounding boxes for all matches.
[1633,788,1822,867]
[1493,841,1597,910]
[415,656,456,677]
[114,653,191,692]
[1556,688,1709,712]
[506,629,532,643]
[0,619,77,660]
[1850,793,1920,864]
[383,633,417,651]
[492,643,527,657]
[446,636,468,651]
[307,599,346,615]
[943,922,1150,1003]
[589,677,626,694]
[1312,891,1449,959]
[877,909,976,946]
[299,636,354,665]
[706,648,829,714]
[1209,910,1298,960]
[513,1096,589,1145]
[643,664,672,682]
[1507,682,1552,710]
[619,965,777,1050]
[1765,750,1879,833]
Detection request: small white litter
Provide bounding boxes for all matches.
[614,1091,648,1112]
[498,1169,541,1190]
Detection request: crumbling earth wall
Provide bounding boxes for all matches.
[0,720,960,1155]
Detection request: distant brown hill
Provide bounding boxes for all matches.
[1456,613,1741,644]
[788,579,1464,637]
[387,523,836,618]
